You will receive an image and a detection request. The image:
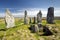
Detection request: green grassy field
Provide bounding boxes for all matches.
[0,18,60,40]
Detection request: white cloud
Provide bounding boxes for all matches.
[0,8,60,17]
[0,13,5,17]
[17,8,47,17]
[54,8,60,16]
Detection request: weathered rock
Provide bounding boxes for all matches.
[38,24,42,28]
[29,25,39,33]
[37,10,42,24]
[24,10,28,24]
[5,9,15,28]
[47,7,54,24]
[33,17,36,24]
[38,24,43,32]
[29,17,32,24]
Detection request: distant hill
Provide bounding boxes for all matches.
[0,16,60,20]
[54,17,60,20]
[42,17,60,20]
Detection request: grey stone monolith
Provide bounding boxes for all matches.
[5,9,15,28]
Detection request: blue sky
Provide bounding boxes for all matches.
[0,0,60,17]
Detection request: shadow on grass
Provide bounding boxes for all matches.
[41,26,53,36]
[0,28,7,31]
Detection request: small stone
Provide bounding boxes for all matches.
[29,24,39,33]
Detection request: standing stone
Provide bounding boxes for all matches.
[37,10,42,24]
[47,7,54,24]
[24,10,28,24]
[33,17,36,24]
[29,17,32,24]
[5,9,15,28]
[37,10,43,32]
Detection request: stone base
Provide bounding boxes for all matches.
[29,24,53,36]
[29,24,39,33]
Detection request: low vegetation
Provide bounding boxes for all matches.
[0,18,60,40]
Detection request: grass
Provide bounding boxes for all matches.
[0,19,6,29]
[0,18,60,40]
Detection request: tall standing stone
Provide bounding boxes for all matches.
[24,10,28,24]
[5,9,15,28]
[47,7,54,24]
[33,17,36,24]
[37,10,42,24]
[29,17,32,24]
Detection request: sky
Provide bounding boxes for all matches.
[0,0,60,17]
